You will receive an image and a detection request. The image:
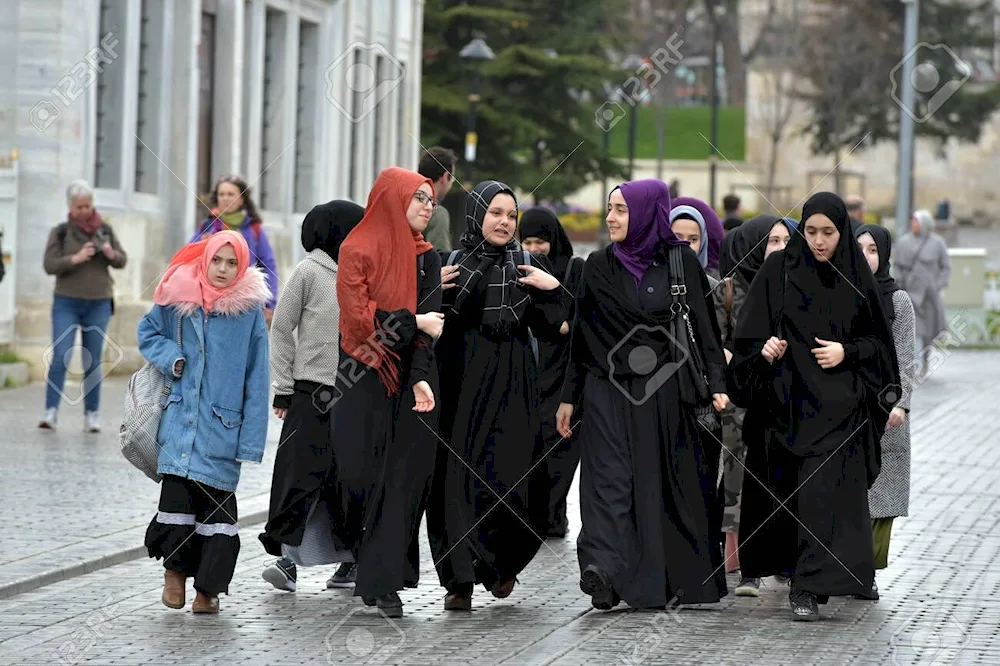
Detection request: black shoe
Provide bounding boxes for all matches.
[580,565,620,610]
[789,590,820,621]
[376,592,403,618]
[854,578,879,600]
[262,557,297,592]
[326,562,357,589]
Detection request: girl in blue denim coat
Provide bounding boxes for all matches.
[138,230,270,614]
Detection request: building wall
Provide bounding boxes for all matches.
[2,0,425,379]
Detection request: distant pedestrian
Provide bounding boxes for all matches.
[259,201,366,594]
[139,230,270,614]
[192,175,279,324]
[894,210,950,376]
[856,224,915,598]
[845,195,866,235]
[41,180,128,432]
[722,194,743,233]
[417,147,458,251]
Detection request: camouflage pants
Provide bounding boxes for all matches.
[719,404,747,533]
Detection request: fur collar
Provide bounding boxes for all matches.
[170,267,271,317]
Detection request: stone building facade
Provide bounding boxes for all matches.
[1,0,425,378]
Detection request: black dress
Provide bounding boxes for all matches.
[536,257,586,536]
[562,246,728,608]
[427,253,568,593]
[328,249,442,598]
[728,206,898,600]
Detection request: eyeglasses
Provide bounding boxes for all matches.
[413,191,438,209]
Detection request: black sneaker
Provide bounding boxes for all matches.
[262,557,297,592]
[789,589,820,621]
[854,578,879,600]
[735,576,761,597]
[326,562,357,589]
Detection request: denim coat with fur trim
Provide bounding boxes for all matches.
[137,267,271,492]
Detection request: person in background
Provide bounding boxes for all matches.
[668,179,681,199]
[41,180,128,432]
[192,175,279,323]
[722,194,743,233]
[856,224,915,599]
[260,201,366,594]
[417,147,458,252]
[845,195,866,235]
[139,230,270,614]
[518,207,585,538]
[894,210,951,377]
[670,196,724,280]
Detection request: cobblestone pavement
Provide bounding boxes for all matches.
[0,379,283,595]
[1,351,998,665]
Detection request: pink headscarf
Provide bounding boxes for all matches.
[153,230,251,312]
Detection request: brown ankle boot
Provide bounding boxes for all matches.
[162,569,186,609]
[192,590,220,614]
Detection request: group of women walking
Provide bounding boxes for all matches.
[132,160,915,622]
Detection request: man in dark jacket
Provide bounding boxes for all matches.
[722,194,743,233]
[418,147,458,251]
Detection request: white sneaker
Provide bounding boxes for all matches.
[85,411,101,433]
[39,408,58,430]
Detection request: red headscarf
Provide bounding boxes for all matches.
[337,167,435,395]
[153,230,251,312]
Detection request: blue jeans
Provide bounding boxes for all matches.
[45,295,113,412]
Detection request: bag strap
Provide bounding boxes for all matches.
[724,277,734,318]
[446,249,461,267]
[523,249,532,271]
[564,256,579,285]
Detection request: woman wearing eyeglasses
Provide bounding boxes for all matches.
[330,167,446,618]
[193,175,279,324]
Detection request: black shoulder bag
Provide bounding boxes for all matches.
[667,246,719,433]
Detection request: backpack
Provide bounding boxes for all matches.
[445,249,539,362]
[118,313,183,483]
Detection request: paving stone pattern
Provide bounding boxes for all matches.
[0,352,998,664]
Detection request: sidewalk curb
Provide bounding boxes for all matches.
[0,508,270,601]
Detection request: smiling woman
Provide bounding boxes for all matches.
[427,180,569,612]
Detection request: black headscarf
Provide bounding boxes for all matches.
[518,207,575,277]
[722,214,780,286]
[855,223,902,321]
[301,200,365,262]
[733,192,898,470]
[450,180,531,333]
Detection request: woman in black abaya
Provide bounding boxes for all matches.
[556,178,730,611]
[729,192,899,621]
[428,181,569,611]
[519,208,585,538]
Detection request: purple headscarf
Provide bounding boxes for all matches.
[612,179,686,287]
[670,196,724,271]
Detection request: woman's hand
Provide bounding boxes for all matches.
[101,244,117,261]
[556,403,575,438]
[412,380,435,412]
[713,393,730,412]
[559,321,570,335]
[273,407,287,420]
[441,264,460,290]
[416,312,445,339]
[518,264,560,291]
[71,242,96,265]
[761,336,787,363]
[886,407,906,429]
[812,338,845,369]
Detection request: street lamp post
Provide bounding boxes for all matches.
[895,0,920,238]
[459,37,495,184]
[622,55,645,181]
[708,0,724,209]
